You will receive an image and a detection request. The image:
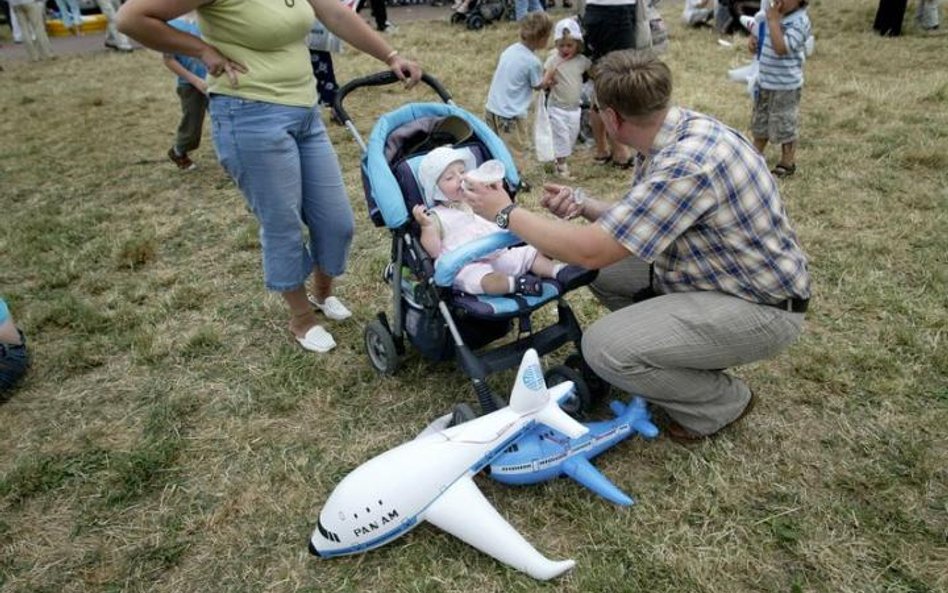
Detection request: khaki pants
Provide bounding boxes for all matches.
[12,2,54,61]
[582,257,805,435]
[485,111,530,172]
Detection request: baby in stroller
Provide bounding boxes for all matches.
[412,146,568,296]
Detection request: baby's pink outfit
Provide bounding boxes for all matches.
[432,204,538,294]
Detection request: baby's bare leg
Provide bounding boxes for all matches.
[481,273,513,294]
[530,255,557,278]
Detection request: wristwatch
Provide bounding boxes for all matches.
[494,203,518,229]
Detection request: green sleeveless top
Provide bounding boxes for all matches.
[198,0,317,107]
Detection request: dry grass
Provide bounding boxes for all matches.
[1,1,947,592]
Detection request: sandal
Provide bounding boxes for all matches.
[612,156,635,170]
[771,163,796,178]
[592,153,612,163]
[515,273,544,296]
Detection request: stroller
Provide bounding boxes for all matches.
[332,72,608,418]
[449,0,515,30]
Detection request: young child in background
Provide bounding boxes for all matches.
[0,297,29,394]
[541,18,592,179]
[484,12,554,188]
[162,13,207,171]
[411,146,566,296]
[749,0,811,178]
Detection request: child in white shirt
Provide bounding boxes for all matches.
[541,18,592,179]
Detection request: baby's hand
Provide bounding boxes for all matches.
[412,205,433,226]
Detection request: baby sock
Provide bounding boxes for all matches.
[507,276,517,293]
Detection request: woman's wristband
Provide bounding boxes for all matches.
[384,49,399,65]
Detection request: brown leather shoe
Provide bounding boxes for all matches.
[665,391,757,443]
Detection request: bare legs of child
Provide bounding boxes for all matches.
[754,137,797,177]
[478,256,566,296]
[590,108,633,168]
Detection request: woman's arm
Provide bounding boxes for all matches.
[308,0,421,86]
[117,0,247,86]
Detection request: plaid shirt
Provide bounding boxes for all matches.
[599,107,811,305]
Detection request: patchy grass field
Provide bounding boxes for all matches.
[1,1,946,591]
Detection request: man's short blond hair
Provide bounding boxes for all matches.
[519,12,553,46]
[594,50,672,119]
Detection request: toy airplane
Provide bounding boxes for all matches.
[308,349,589,581]
[488,397,659,506]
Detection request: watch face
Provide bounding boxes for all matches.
[495,212,508,228]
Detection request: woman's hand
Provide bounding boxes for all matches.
[388,54,422,89]
[461,178,511,220]
[200,45,248,88]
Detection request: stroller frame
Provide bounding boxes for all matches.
[333,72,604,416]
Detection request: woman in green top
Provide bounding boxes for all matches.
[117,0,422,354]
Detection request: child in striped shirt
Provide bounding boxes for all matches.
[748,0,811,178]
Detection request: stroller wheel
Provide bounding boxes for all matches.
[545,365,592,418]
[365,318,400,375]
[450,11,466,24]
[466,13,485,30]
[565,352,611,402]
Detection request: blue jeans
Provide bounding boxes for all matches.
[210,95,354,292]
[54,0,83,26]
[0,330,29,393]
[514,0,543,21]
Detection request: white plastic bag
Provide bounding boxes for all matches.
[533,93,555,163]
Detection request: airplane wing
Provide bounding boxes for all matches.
[424,475,575,581]
[562,456,634,507]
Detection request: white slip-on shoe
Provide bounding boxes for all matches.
[296,325,336,353]
[308,295,352,321]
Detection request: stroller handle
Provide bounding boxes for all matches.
[332,71,453,125]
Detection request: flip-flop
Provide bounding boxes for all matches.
[771,163,796,178]
[296,325,336,353]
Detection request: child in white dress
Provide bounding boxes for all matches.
[411,147,565,295]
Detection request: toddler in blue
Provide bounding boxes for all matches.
[163,13,208,171]
[0,298,29,394]
[748,0,811,178]
[484,12,553,182]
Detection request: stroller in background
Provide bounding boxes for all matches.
[332,71,608,418]
[449,0,515,30]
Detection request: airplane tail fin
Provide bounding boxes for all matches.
[509,350,587,439]
[610,397,659,439]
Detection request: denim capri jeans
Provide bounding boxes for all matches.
[210,95,354,292]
